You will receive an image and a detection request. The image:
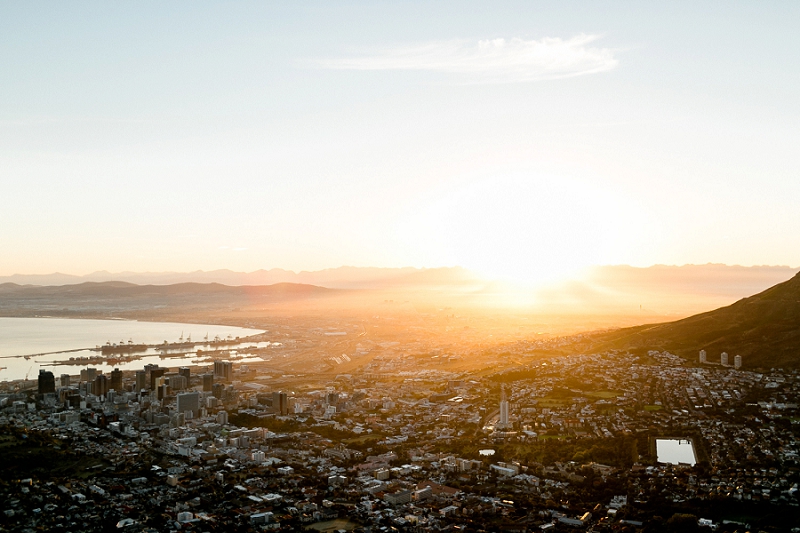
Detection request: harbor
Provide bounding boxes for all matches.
[0,317,265,382]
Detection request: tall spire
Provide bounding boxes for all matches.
[499,384,509,429]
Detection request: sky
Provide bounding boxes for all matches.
[1,1,799,284]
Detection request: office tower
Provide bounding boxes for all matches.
[60,374,71,387]
[177,391,200,418]
[179,367,191,380]
[67,393,81,409]
[213,361,233,381]
[171,412,185,427]
[212,383,225,399]
[38,370,55,395]
[499,385,509,428]
[699,350,707,364]
[135,370,146,392]
[81,367,98,382]
[217,410,228,425]
[94,374,109,398]
[167,374,187,391]
[150,367,166,390]
[273,391,288,415]
[734,355,742,370]
[326,391,339,406]
[202,373,214,392]
[110,368,123,392]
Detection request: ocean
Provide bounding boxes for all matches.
[0,317,263,382]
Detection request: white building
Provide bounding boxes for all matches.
[734,354,742,369]
[498,385,509,428]
[720,352,729,366]
[699,350,707,364]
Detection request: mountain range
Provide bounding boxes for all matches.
[0,266,481,290]
[2,264,798,314]
[0,281,339,318]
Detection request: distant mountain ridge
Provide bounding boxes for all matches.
[2,264,798,318]
[0,281,338,318]
[0,266,480,290]
[593,271,800,369]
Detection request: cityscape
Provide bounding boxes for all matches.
[1,314,798,531]
[3,2,800,532]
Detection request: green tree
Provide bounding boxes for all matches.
[666,513,699,532]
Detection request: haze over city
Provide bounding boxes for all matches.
[2,3,800,533]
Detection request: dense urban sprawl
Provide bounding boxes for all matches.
[1,346,799,532]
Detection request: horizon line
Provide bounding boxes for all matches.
[2,262,799,279]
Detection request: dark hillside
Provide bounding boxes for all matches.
[592,271,800,368]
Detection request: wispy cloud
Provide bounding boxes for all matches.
[317,34,618,83]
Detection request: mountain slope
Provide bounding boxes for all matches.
[594,271,800,369]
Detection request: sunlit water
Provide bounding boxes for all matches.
[655,438,697,466]
[0,317,265,382]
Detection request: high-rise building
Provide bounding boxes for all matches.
[699,350,707,364]
[60,374,71,387]
[721,352,729,366]
[167,374,187,391]
[202,373,214,392]
[135,370,147,392]
[38,370,55,395]
[734,355,742,370]
[179,367,191,380]
[171,412,185,427]
[217,410,228,425]
[213,361,233,381]
[110,368,123,392]
[177,391,200,418]
[326,391,339,406]
[150,367,166,390]
[81,367,98,382]
[273,391,288,415]
[499,385,509,429]
[212,383,225,400]
[94,374,109,398]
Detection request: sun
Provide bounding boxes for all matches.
[398,172,641,288]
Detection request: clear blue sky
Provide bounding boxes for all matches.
[2,2,798,282]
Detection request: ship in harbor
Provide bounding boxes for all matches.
[160,333,242,350]
[96,339,149,355]
[159,332,198,349]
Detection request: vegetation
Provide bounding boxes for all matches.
[593,271,800,368]
[0,426,108,482]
